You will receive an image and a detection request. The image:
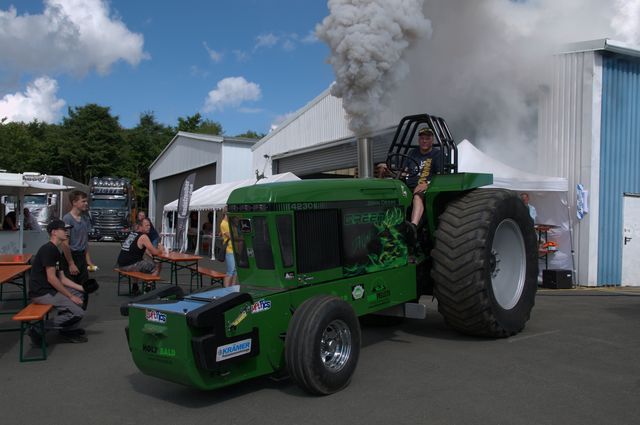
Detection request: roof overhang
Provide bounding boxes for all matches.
[561,38,640,59]
[149,132,257,171]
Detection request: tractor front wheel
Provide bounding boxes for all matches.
[285,295,361,395]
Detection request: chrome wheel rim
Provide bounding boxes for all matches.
[490,219,526,310]
[320,319,352,372]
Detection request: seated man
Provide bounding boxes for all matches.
[405,127,442,241]
[117,218,164,294]
[137,210,159,247]
[29,219,88,344]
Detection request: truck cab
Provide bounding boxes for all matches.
[89,177,136,241]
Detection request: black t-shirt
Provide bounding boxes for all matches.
[405,148,442,189]
[117,232,146,266]
[29,241,61,298]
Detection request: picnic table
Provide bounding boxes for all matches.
[0,264,31,331]
[153,251,202,287]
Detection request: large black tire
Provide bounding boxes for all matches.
[431,189,538,337]
[285,295,361,395]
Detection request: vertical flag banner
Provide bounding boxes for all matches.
[176,173,196,252]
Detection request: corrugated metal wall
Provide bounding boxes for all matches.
[598,54,640,283]
[220,142,256,182]
[274,130,396,177]
[538,51,601,285]
[253,89,399,177]
[150,135,222,182]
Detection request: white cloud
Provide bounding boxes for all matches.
[302,30,318,44]
[0,76,65,123]
[255,31,310,51]
[282,39,296,51]
[0,0,148,76]
[203,77,261,112]
[255,33,279,49]
[270,111,297,131]
[190,65,210,78]
[203,41,223,62]
[233,50,250,62]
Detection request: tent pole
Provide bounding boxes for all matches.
[565,195,577,287]
[195,211,201,255]
[212,209,217,260]
[172,211,176,251]
[18,189,24,254]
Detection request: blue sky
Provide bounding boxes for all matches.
[0,0,335,135]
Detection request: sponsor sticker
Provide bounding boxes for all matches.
[216,338,252,361]
[145,309,167,324]
[251,299,272,314]
[142,344,176,357]
[352,284,365,300]
[284,272,295,280]
[367,284,391,306]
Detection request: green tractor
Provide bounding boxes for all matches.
[121,114,538,395]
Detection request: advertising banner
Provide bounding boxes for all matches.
[176,173,196,252]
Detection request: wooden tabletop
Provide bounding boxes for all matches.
[534,224,560,232]
[0,254,32,265]
[154,251,202,262]
[0,264,31,284]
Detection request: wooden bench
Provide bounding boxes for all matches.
[12,303,53,362]
[114,269,162,296]
[190,266,225,290]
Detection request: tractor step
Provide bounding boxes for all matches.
[372,302,427,319]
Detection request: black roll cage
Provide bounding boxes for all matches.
[386,114,458,175]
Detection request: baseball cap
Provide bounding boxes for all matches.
[418,127,434,136]
[47,219,73,233]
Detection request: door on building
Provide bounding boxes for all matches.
[622,193,640,286]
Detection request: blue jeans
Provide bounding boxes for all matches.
[225,252,236,276]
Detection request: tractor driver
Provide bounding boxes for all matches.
[405,127,442,242]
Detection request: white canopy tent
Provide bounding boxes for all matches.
[458,140,568,191]
[457,140,573,278]
[162,172,300,254]
[0,172,76,254]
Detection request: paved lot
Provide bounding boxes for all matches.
[1,242,639,425]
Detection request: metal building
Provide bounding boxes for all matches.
[539,39,640,286]
[252,86,401,178]
[149,131,256,229]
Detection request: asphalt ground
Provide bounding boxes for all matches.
[1,242,639,425]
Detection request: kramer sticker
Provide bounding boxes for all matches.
[145,309,167,324]
[251,299,272,314]
[216,339,252,361]
[351,284,365,300]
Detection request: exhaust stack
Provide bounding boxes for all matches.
[357,137,373,178]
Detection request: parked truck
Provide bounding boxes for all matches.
[88,177,136,241]
[122,114,538,395]
[3,173,88,229]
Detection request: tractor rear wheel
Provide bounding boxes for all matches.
[285,295,361,395]
[431,189,538,337]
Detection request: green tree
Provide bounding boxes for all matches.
[197,119,223,135]
[177,113,223,135]
[177,113,203,132]
[235,130,265,139]
[122,112,173,208]
[0,120,66,175]
[60,104,124,183]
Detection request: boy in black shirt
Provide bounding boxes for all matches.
[29,219,87,344]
